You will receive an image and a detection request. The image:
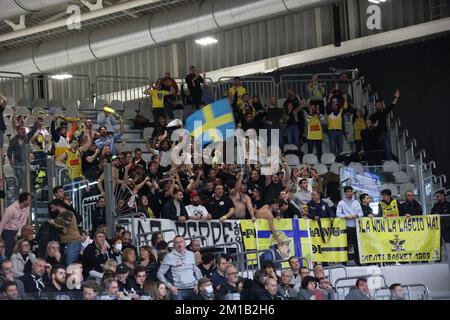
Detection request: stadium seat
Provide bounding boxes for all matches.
[349,162,364,174]
[79,100,94,110]
[143,127,154,139]
[382,183,399,197]
[2,106,14,117]
[313,163,328,176]
[302,153,318,165]
[124,100,140,110]
[16,107,30,117]
[95,99,108,109]
[399,182,417,197]
[110,100,124,111]
[49,99,63,109]
[284,144,298,152]
[64,108,79,117]
[393,171,410,183]
[31,107,46,116]
[285,154,300,167]
[330,162,344,175]
[63,99,79,110]
[123,109,137,120]
[31,98,46,108]
[383,160,400,173]
[321,153,336,165]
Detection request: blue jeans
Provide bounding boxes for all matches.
[328,130,344,156]
[13,163,23,190]
[1,230,18,258]
[65,241,81,265]
[379,131,392,161]
[287,125,300,146]
[172,288,195,301]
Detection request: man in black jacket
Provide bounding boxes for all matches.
[431,190,450,244]
[216,266,241,300]
[162,189,188,222]
[20,258,48,295]
[81,231,114,278]
[91,196,106,233]
[258,278,285,300]
[42,265,72,300]
[360,193,374,217]
[369,89,400,161]
[399,191,423,217]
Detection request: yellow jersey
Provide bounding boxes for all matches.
[229,86,247,106]
[380,199,399,218]
[327,109,343,130]
[353,117,366,141]
[66,149,82,180]
[307,114,323,140]
[147,89,170,109]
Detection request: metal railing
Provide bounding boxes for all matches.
[334,274,389,300]
[95,75,151,104]
[81,195,101,232]
[135,229,178,247]
[216,76,277,102]
[167,235,208,248]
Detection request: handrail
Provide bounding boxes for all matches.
[322,265,349,284]
[404,283,431,300]
[334,274,388,289]
[114,212,145,220]
[200,241,243,254]
[167,235,208,247]
[272,256,311,270]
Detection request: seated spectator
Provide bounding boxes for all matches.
[134,266,147,296]
[82,280,102,300]
[293,266,312,292]
[399,191,423,217]
[80,230,93,255]
[187,239,201,253]
[115,263,139,299]
[198,253,215,278]
[82,231,114,278]
[318,276,335,300]
[279,199,301,219]
[193,277,215,300]
[297,276,324,300]
[138,195,156,219]
[313,264,325,279]
[186,191,211,220]
[211,256,228,290]
[306,190,334,220]
[0,281,20,300]
[389,283,406,300]
[42,265,69,299]
[345,277,371,300]
[148,281,171,300]
[138,245,158,282]
[259,278,285,300]
[98,278,128,300]
[286,168,300,196]
[151,231,164,249]
[45,241,63,267]
[288,256,302,289]
[11,239,36,277]
[162,189,188,222]
[110,236,123,263]
[360,193,374,217]
[216,266,241,300]
[378,189,400,218]
[277,269,296,299]
[0,259,26,299]
[121,231,138,257]
[122,248,137,276]
[20,258,48,294]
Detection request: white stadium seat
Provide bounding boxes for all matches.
[321,153,336,165]
[383,160,400,173]
[330,162,344,175]
[393,171,410,183]
[349,161,364,174]
[284,144,298,152]
[285,154,300,167]
[110,100,124,111]
[302,153,318,165]
[399,182,417,197]
[382,183,399,197]
[313,163,328,176]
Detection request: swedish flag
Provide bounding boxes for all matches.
[185,98,235,146]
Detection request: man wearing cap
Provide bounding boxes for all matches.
[116,263,139,300]
[185,191,211,220]
[378,189,399,218]
[193,278,215,300]
[157,235,200,300]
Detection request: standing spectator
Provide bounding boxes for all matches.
[193,277,215,300]
[211,256,228,290]
[185,66,205,108]
[56,136,91,184]
[96,107,117,133]
[288,256,302,289]
[369,89,400,160]
[48,199,81,265]
[430,190,450,246]
[228,77,247,108]
[326,97,345,157]
[0,238,6,263]
[144,79,175,121]
[20,258,48,294]
[205,185,235,221]
[345,277,371,300]
[378,189,400,218]
[157,235,199,300]
[265,96,284,149]
[277,269,296,299]
[0,192,32,258]
[161,71,179,119]
[91,196,106,234]
[0,93,8,148]
[306,190,334,220]
[283,89,306,142]
[307,74,326,113]
[389,283,406,300]
[399,191,423,217]
[305,103,324,159]
[30,116,50,167]
[353,108,366,153]
[186,191,211,220]
[162,189,188,222]
[120,231,138,259]
[283,101,301,146]
[0,259,26,299]
[360,193,374,217]
[151,232,164,248]
[197,253,215,278]
[11,239,36,277]
[94,120,125,155]
[292,179,312,213]
[336,186,363,265]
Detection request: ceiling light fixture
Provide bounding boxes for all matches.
[51,73,73,80]
[195,36,218,46]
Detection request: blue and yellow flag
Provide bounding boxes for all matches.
[185,98,235,146]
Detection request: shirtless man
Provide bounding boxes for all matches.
[230,173,256,222]
[254,199,284,246]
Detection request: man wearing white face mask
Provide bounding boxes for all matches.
[193,277,215,300]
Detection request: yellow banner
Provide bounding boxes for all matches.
[357,215,441,263]
[309,218,348,263]
[240,219,312,268]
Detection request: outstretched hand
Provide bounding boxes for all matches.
[394,89,400,99]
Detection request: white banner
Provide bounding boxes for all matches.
[131,218,243,249]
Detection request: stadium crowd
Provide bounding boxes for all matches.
[0,70,449,300]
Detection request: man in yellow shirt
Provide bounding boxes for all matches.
[143,79,175,125]
[56,135,92,184]
[228,77,247,108]
[378,189,399,218]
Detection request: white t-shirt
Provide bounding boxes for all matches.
[185,204,209,219]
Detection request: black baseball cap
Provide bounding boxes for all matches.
[116,264,130,274]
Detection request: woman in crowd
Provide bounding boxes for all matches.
[138,245,159,282]
[10,239,36,277]
[122,248,137,276]
[45,241,63,267]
